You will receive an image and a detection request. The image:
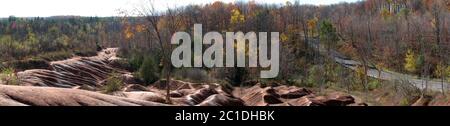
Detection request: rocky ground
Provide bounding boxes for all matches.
[0,48,367,106]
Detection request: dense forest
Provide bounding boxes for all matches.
[1,0,449,105]
[0,16,126,60]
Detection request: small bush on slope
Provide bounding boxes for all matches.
[103,72,124,93]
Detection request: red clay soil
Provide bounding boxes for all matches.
[0,48,365,106]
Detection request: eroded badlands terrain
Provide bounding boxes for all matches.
[0,48,365,106]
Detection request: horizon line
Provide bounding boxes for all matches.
[0,0,361,18]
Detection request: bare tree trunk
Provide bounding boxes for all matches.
[361,55,369,98]
[366,19,372,55]
[424,64,430,94]
[377,63,382,79]
[301,18,308,84]
[153,25,172,104]
[433,4,443,94]
[442,73,445,94]
[165,62,172,103]
[138,1,175,104]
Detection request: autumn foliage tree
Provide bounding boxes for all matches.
[404,49,417,73]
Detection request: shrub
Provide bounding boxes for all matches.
[368,79,381,91]
[0,67,20,85]
[74,49,98,57]
[103,72,124,93]
[225,67,248,86]
[110,58,132,71]
[5,58,50,71]
[129,54,144,72]
[352,66,367,90]
[174,68,209,83]
[306,65,323,87]
[399,98,410,106]
[37,51,73,61]
[139,57,159,85]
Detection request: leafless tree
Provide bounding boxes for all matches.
[135,0,183,103]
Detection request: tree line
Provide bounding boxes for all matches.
[1,0,449,99]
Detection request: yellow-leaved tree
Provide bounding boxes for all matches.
[307,17,318,37]
[435,63,450,81]
[404,49,417,73]
[230,8,245,25]
[435,63,446,78]
[230,8,245,31]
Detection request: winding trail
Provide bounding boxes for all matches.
[308,40,449,92]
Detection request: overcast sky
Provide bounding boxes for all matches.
[0,0,360,17]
